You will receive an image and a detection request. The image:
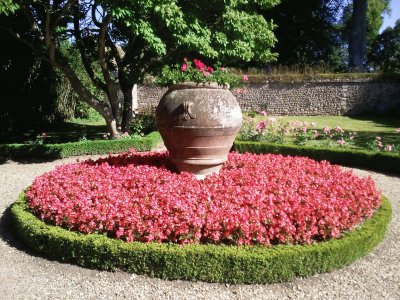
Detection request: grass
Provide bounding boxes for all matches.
[3,115,400,153]
[278,116,400,132]
[0,118,107,144]
[245,114,400,151]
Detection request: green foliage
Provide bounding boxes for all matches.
[103,0,279,65]
[156,58,240,87]
[1,0,279,136]
[130,108,157,136]
[261,0,342,67]
[338,0,390,69]
[0,132,161,161]
[0,15,66,132]
[368,20,400,74]
[0,0,19,16]
[234,140,400,175]
[10,191,391,284]
[237,116,286,143]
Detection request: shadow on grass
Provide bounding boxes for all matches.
[351,131,400,149]
[0,121,107,144]
[45,122,107,143]
[347,116,400,131]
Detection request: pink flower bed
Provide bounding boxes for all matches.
[26,151,381,246]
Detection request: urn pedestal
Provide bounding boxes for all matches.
[156,82,242,178]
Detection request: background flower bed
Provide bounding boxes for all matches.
[26,151,381,246]
[238,114,400,153]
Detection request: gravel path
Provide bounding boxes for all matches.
[0,156,399,300]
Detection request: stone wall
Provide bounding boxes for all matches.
[138,79,400,116]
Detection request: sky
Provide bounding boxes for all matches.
[380,0,400,31]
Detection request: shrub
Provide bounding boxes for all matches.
[0,132,161,161]
[10,192,392,284]
[130,107,157,136]
[237,115,287,143]
[234,140,400,175]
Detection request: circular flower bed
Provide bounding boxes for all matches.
[26,151,381,246]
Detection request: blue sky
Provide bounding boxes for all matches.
[381,0,400,31]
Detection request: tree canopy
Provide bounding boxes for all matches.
[0,0,280,137]
[262,0,343,67]
[261,0,392,71]
[368,20,400,73]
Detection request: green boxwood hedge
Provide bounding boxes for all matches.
[10,192,392,284]
[0,132,161,161]
[234,141,400,175]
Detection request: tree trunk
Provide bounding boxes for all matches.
[349,0,368,71]
[105,117,119,139]
[132,84,139,115]
[121,83,134,133]
[54,57,120,138]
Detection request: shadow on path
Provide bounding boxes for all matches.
[0,205,43,259]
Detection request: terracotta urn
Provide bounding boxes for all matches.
[156,82,242,178]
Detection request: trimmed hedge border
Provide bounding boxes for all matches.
[0,132,161,161]
[234,141,400,175]
[10,192,392,284]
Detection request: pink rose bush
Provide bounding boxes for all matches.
[367,134,399,153]
[26,151,381,246]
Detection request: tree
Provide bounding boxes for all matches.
[262,0,343,68]
[366,0,391,44]
[368,20,400,73]
[0,0,279,138]
[348,0,368,70]
[340,0,390,70]
[0,14,64,136]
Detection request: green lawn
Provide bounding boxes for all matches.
[281,116,400,149]
[244,114,400,151]
[277,116,400,132]
[2,115,400,151]
[0,119,107,144]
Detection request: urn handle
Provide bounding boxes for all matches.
[179,101,196,121]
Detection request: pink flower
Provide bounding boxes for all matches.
[180,64,188,72]
[323,126,330,134]
[26,151,381,246]
[334,126,344,133]
[40,133,46,140]
[193,59,206,72]
[337,139,346,145]
[242,75,249,81]
[375,136,381,140]
[385,145,393,151]
[396,128,400,133]
[203,71,211,77]
[256,121,267,131]
[206,66,214,73]
[221,67,225,71]
[259,110,268,116]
